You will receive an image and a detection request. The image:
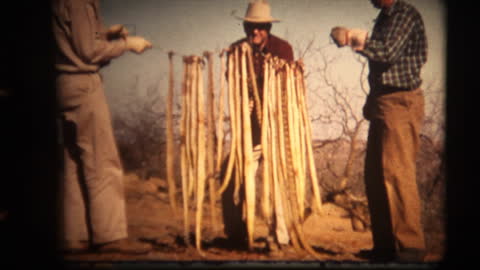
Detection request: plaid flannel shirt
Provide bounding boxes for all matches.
[361,0,427,92]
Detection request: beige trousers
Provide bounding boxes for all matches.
[363,88,426,252]
[56,73,127,245]
[221,145,289,245]
[251,146,290,245]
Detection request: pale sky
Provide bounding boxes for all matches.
[99,0,447,140]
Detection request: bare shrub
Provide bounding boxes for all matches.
[112,78,178,181]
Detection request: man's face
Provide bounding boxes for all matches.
[370,0,393,9]
[244,23,271,48]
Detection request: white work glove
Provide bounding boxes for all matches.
[330,26,368,51]
[330,26,349,47]
[126,36,153,54]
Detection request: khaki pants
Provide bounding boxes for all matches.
[252,146,290,245]
[363,88,426,252]
[57,73,127,245]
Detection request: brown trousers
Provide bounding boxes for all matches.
[363,88,426,252]
[56,73,127,244]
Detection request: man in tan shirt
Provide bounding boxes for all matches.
[52,0,152,254]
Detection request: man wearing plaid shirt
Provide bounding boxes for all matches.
[344,0,428,262]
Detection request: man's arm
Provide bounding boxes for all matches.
[68,0,151,64]
[359,11,417,63]
[105,24,129,40]
[68,0,128,64]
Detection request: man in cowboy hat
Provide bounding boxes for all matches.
[221,0,294,253]
[233,0,293,93]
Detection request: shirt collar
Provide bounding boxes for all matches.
[252,34,271,55]
[262,35,272,53]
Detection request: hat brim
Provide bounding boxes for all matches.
[235,15,281,23]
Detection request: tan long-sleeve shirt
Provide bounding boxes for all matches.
[52,0,127,73]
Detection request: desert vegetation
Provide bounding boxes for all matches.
[107,41,445,261]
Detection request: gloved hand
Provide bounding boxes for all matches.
[330,26,349,47]
[330,26,369,51]
[126,36,153,54]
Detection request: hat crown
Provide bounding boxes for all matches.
[241,0,280,23]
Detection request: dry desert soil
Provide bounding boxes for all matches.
[62,173,445,267]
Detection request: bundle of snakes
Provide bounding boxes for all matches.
[172,43,323,258]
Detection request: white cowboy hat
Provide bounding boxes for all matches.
[236,0,281,23]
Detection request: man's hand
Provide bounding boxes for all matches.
[126,36,153,54]
[330,26,368,51]
[106,24,129,40]
[347,28,369,51]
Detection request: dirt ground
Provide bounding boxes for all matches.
[62,174,445,266]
